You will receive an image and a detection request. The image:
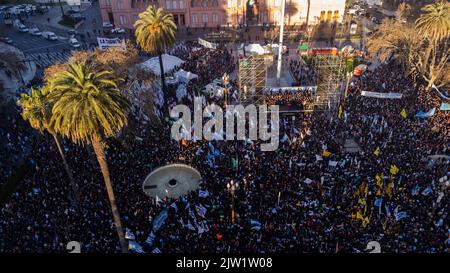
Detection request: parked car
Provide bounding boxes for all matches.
[102,22,114,28]
[69,37,81,48]
[42,31,58,41]
[111,28,125,34]
[0,36,13,44]
[29,26,42,36]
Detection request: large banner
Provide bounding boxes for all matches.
[264,86,317,94]
[361,91,403,99]
[97,37,126,50]
[198,38,217,49]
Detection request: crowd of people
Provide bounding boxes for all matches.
[0,43,448,253]
[290,59,317,87]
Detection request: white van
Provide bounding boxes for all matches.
[42,31,58,41]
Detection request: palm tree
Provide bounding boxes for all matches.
[415,1,450,43]
[48,62,131,253]
[17,85,77,198]
[134,6,177,94]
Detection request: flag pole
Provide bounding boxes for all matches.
[276,0,286,84]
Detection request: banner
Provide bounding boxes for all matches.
[97,37,126,50]
[361,91,403,99]
[440,102,450,111]
[415,107,436,118]
[198,38,217,49]
[152,209,168,232]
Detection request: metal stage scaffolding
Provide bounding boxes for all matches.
[238,54,273,105]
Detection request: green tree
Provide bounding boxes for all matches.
[48,62,131,253]
[415,1,450,43]
[134,6,177,95]
[17,85,77,198]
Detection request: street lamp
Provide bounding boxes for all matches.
[227,180,239,225]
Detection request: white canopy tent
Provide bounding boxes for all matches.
[175,69,198,83]
[245,43,267,55]
[139,54,185,76]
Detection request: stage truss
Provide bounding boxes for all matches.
[311,54,346,111]
[238,54,272,105]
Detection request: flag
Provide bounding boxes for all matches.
[375,174,383,187]
[374,198,382,207]
[400,109,407,119]
[151,248,161,253]
[128,241,145,253]
[196,204,207,218]
[322,150,331,157]
[198,190,210,198]
[170,202,178,212]
[145,232,155,247]
[390,164,399,175]
[152,209,168,232]
[125,228,136,240]
[374,147,380,157]
[338,105,343,119]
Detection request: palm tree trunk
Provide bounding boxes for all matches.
[51,133,77,202]
[91,139,129,253]
[158,53,166,93]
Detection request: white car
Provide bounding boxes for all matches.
[102,22,114,28]
[69,38,81,48]
[110,27,125,34]
[18,25,29,33]
[42,31,58,41]
[29,27,42,36]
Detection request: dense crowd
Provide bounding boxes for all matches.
[0,45,448,253]
[290,59,317,87]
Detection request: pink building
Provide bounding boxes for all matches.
[99,0,346,30]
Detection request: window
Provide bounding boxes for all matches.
[173,0,177,8]
[212,0,218,7]
[274,0,279,7]
[263,12,268,23]
[165,0,171,9]
[274,12,279,22]
[202,0,207,7]
[119,15,127,25]
[237,0,241,7]
[105,0,111,6]
[179,0,185,9]
[203,13,208,23]
[191,0,196,7]
[227,0,232,8]
[227,13,232,23]
[212,13,219,23]
[117,0,124,9]
[131,0,136,8]
[192,14,198,23]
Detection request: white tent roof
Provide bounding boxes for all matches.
[175,69,198,82]
[245,43,266,55]
[140,54,184,76]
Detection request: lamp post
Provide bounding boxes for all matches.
[227,180,239,225]
[222,73,229,106]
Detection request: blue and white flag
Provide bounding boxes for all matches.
[196,204,207,218]
[128,241,145,253]
[411,184,420,196]
[250,219,262,227]
[421,187,433,196]
[145,232,156,247]
[125,228,136,240]
[152,209,168,232]
[415,107,436,118]
[374,198,382,207]
[170,202,178,212]
[152,248,162,253]
[198,190,210,198]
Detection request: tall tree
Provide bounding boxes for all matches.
[48,62,131,253]
[17,85,77,199]
[134,6,177,96]
[415,1,450,43]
